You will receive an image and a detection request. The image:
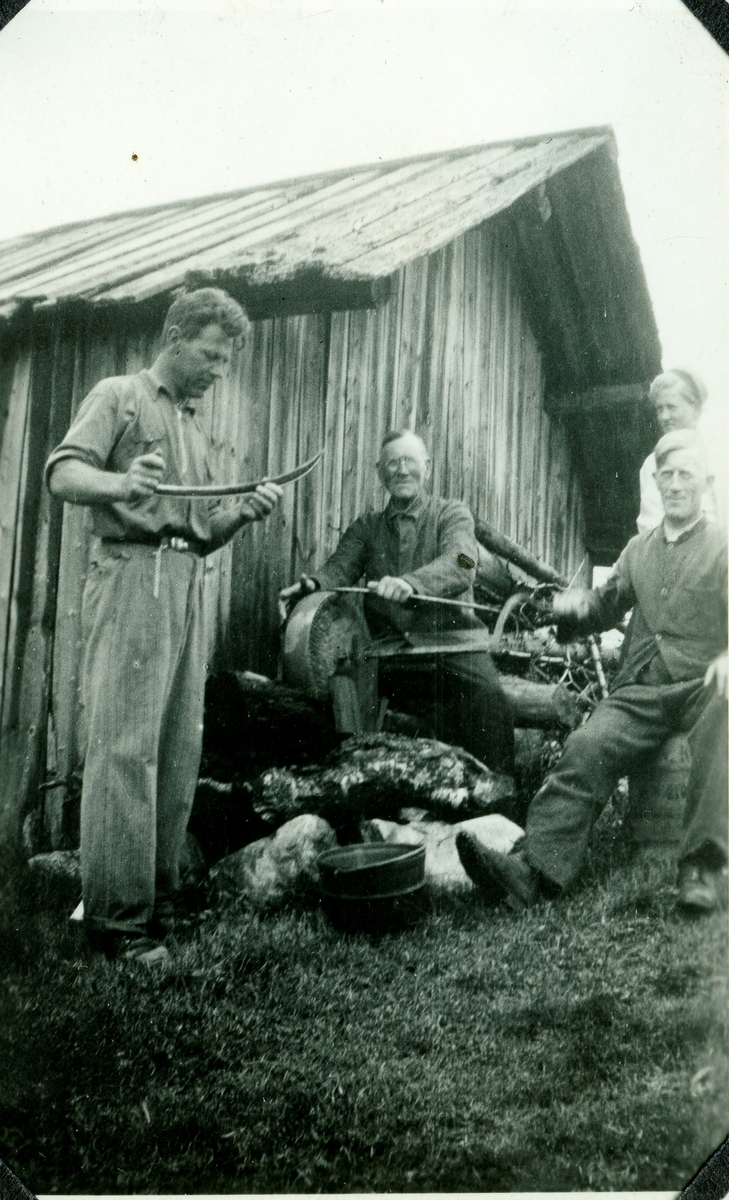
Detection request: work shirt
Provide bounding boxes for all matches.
[313,492,480,637]
[560,516,727,690]
[45,370,219,549]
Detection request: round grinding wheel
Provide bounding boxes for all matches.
[283,590,371,700]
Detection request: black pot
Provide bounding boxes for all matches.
[317,843,425,898]
[317,843,427,933]
[319,883,427,933]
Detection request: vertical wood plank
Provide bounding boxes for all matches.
[0,312,76,845]
[320,310,349,562]
[339,309,367,534]
[292,312,329,580]
[423,245,451,500]
[461,227,479,506]
[0,344,32,714]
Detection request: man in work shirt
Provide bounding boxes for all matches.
[46,288,282,962]
[280,429,514,774]
[457,428,728,915]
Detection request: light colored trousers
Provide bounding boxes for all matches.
[80,541,206,935]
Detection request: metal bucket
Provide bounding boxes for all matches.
[318,843,425,897]
[318,843,426,932]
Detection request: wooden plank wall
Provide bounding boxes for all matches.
[224,218,586,670]
[0,317,78,844]
[225,312,329,677]
[322,219,587,583]
[0,217,586,843]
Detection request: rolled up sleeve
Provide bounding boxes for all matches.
[45,380,126,488]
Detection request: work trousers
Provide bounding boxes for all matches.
[379,651,515,774]
[525,677,728,890]
[80,541,206,936]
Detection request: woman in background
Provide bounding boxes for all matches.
[638,369,719,533]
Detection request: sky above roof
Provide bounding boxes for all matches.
[0,0,726,443]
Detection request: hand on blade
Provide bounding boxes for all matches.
[241,482,283,522]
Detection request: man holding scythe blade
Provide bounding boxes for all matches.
[45,287,317,963]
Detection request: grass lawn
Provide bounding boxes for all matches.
[1,823,727,1195]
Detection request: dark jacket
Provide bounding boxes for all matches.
[314,492,481,638]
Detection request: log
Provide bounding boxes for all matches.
[251,731,516,827]
[201,669,339,783]
[498,675,582,730]
[474,542,517,602]
[473,516,566,588]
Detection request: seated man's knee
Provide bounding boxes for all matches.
[559,722,612,771]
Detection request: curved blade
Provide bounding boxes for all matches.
[155,448,324,497]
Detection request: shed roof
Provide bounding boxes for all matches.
[0,127,663,562]
[0,128,658,376]
[0,128,607,303]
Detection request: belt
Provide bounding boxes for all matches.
[101,535,206,556]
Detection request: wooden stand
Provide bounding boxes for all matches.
[624,735,690,849]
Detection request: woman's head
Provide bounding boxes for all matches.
[649,369,706,435]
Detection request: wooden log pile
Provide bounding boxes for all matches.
[250,732,516,828]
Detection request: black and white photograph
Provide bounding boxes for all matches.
[0,0,727,1195]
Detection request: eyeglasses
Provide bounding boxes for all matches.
[656,468,699,486]
[380,456,421,474]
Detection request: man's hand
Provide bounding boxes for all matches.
[367,576,415,604]
[552,589,592,622]
[121,450,167,500]
[704,653,728,699]
[278,575,318,623]
[240,481,284,523]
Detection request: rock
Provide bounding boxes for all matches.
[27,849,81,908]
[365,819,424,847]
[458,814,524,856]
[362,813,524,888]
[208,813,337,909]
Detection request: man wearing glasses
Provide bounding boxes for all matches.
[456,428,728,916]
[279,429,514,775]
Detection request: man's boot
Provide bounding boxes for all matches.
[456,832,540,910]
[677,859,728,915]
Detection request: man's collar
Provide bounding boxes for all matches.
[142,367,197,413]
[384,491,429,522]
[660,513,707,545]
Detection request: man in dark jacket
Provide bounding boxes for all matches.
[456,428,727,915]
[280,429,514,773]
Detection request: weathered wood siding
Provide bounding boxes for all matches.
[321,220,586,576]
[0,218,585,843]
[227,221,586,675]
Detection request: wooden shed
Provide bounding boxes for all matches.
[0,125,662,845]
